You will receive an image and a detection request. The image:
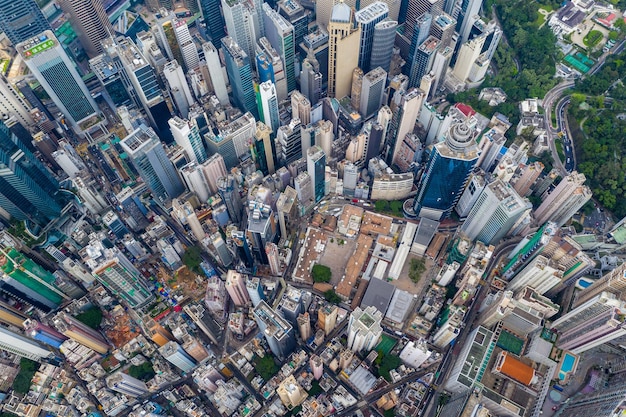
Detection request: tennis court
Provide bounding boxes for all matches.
[376,334,397,355]
[496,330,524,355]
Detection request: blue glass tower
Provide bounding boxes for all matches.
[0,0,51,46]
[222,37,259,119]
[256,52,275,83]
[412,119,480,220]
[354,2,389,73]
[0,121,66,228]
[199,0,226,48]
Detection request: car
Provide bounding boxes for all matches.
[567,158,571,163]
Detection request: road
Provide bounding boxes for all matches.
[543,81,575,175]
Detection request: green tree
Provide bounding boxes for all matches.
[377,353,402,381]
[13,358,38,394]
[324,290,342,304]
[128,362,156,381]
[311,264,332,283]
[75,307,103,329]
[182,245,202,274]
[408,258,426,284]
[253,355,279,380]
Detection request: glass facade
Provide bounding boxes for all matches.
[0,0,51,46]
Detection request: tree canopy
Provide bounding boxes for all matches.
[13,358,38,394]
[324,290,342,304]
[182,245,202,274]
[128,362,155,382]
[311,264,332,283]
[75,307,103,329]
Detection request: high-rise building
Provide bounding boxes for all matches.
[106,372,149,397]
[223,37,258,118]
[278,0,308,53]
[59,0,113,58]
[291,90,311,126]
[222,0,264,62]
[201,153,228,195]
[255,121,275,175]
[370,20,397,72]
[317,303,338,335]
[327,2,361,98]
[217,175,244,224]
[554,372,626,417]
[388,88,424,167]
[506,255,564,295]
[300,56,323,104]
[225,270,251,306]
[297,312,312,340]
[512,162,544,197]
[430,13,456,48]
[163,60,195,118]
[355,2,389,73]
[276,186,298,238]
[199,0,226,48]
[160,341,197,372]
[347,306,383,352]
[408,35,439,88]
[534,171,592,227]
[0,121,67,228]
[180,163,211,203]
[246,276,265,307]
[253,300,296,359]
[360,67,387,118]
[412,117,480,220]
[121,124,184,203]
[0,248,69,312]
[202,42,230,106]
[53,312,110,353]
[310,354,323,380]
[0,326,53,361]
[173,18,200,71]
[263,3,296,93]
[294,171,313,206]
[456,0,484,46]
[169,117,207,164]
[573,262,626,309]
[461,180,532,245]
[277,118,302,165]
[0,0,51,46]
[0,76,34,126]
[17,31,99,130]
[452,35,485,83]
[258,37,289,100]
[258,81,280,133]
[307,145,326,203]
[551,292,626,354]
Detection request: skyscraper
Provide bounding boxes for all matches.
[404,0,441,41]
[354,2,389,73]
[370,20,397,72]
[253,300,296,359]
[327,2,361,98]
[0,120,67,228]
[160,341,197,372]
[121,124,184,203]
[223,37,259,118]
[169,117,207,164]
[452,35,485,83]
[53,312,110,353]
[217,174,244,224]
[408,35,439,88]
[163,60,195,118]
[307,145,326,203]
[225,270,251,306]
[199,0,226,48]
[106,373,149,397]
[347,306,383,352]
[258,81,280,133]
[0,0,51,46]
[173,18,200,71]
[263,3,296,93]
[202,42,230,106]
[59,0,113,57]
[291,90,311,126]
[360,67,387,118]
[201,153,228,195]
[412,117,480,220]
[455,0,483,46]
[430,13,456,49]
[0,75,34,126]
[534,171,592,227]
[222,0,265,62]
[387,88,424,166]
[17,31,99,130]
[554,372,626,416]
[461,180,532,245]
[277,118,302,165]
[573,262,626,309]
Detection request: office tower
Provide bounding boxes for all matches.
[291,91,311,126]
[555,372,626,417]
[83,239,154,308]
[534,171,591,227]
[101,211,129,239]
[355,2,389,73]
[475,126,505,171]
[201,154,227,196]
[245,277,265,307]
[0,121,67,228]
[430,13,456,48]
[180,163,210,203]
[297,312,312,340]
[350,68,364,111]
[317,303,338,335]
[253,300,296,359]
[431,45,452,95]
[225,270,251,306]
[205,112,256,169]
[294,171,313,206]
[461,180,532,245]
[121,124,184,203]
[277,118,302,165]
[370,20,397,72]
[278,0,308,53]
[388,88,423,166]
[0,326,53,361]
[255,122,275,175]
[217,175,243,224]
[456,0,483,46]
[277,375,307,408]
[307,146,326,203]
[316,0,335,29]
[199,0,226,48]
[506,255,564,295]
[223,37,258,118]
[173,18,200,71]
[0,0,51,46]
[452,35,485,83]
[53,312,110,354]
[202,42,230,106]
[90,51,133,110]
[169,117,207,164]
[163,61,194,118]
[327,2,361,98]
[257,50,275,83]
[360,67,387,118]
[160,341,197,372]
[222,0,264,63]
[512,162,544,197]
[106,372,149,397]
[408,35,439,88]
[0,76,34,126]
[276,186,298,238]
[258,81,281,133]
[551,292,626,354]
[59,0,113,58]
[17,31,99,130]
[404,0,441,41]
[0,248,68,312]
[574,263,626,308]
[258,37,289,100]
[412,117,480,220]
[432,305,465,348]
[347,306,383,352]
[300,56,323,104]
[478,289,556,335]
[263,3,296,93]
